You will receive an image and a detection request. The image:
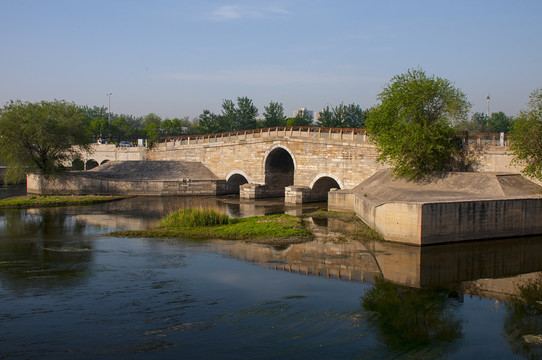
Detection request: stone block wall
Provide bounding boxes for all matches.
[149,136,385,191]
[27,173,226,196]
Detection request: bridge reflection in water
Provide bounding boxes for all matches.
[68,196,542,300]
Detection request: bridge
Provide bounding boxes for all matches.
[27,126,542,245]
[75,127,516,203]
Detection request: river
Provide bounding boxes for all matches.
[0,194,541,359]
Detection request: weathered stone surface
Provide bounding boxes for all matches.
[85,160,218,181]
[27,161,225,196]
[336,170,542,245]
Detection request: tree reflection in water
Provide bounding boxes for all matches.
[505,274,542,358]
[361,276,463,354]
[0,209,93,291]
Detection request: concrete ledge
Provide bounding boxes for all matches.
[328,189,355,211]
[350,170,542,245]
[27,173,227,196]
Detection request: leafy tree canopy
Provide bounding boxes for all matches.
[289,109,313,126]
[509,88,542,180]
[263,101,286,127]
[365,68,471,180]
[0,100,92,183]
[455,111,514,133]
[316,103,367,128]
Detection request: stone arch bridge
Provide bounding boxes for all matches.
[78,127,513,203]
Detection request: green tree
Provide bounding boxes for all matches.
[316,106,335,127]
[509,88,542,180]
[198,109,222,134]
[291,109,313,126]
[343,103,367,128]
[236,96,258,130]
[88,117,108,138]
[219,99,237,131]
[365,68,471,180]
[488,111,513,133]
[317,103,366,128]
[263,101,286,127]
[0,100,92,183]
[142,113,162,146]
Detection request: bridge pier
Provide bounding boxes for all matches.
[239,183,267,200]
[284,186,311,204]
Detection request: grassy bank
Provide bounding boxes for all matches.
[110,208,313,244]
[0,195,126,209]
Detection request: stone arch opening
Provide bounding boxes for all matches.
[100,159,110,166]
[264,147,295,197]
[311,176,341,202]
[85,159,99,170]
[72,159,84,171]
[226,173,248,194]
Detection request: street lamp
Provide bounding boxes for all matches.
[107,92,112,124]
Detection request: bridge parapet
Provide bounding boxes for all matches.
[159,127,509,149]
[159,127,369,149]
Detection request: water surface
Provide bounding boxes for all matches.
[0,196,540,359]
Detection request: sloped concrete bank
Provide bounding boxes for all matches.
[27,161,227,196]
[329,170,542,245]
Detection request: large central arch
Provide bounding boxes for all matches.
[264,146,295,197]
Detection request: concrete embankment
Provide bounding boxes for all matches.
[329,170,542,245]
[27,161,227,196]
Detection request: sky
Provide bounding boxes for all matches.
[1,0,541,120]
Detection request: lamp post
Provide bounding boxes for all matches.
[107,92,112,124]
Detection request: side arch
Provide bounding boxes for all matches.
[310,174,343,202]
[225,171,250,194]
[309,174,344,190]
[85,159,99,170]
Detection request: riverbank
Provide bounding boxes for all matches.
[0,195,126,209]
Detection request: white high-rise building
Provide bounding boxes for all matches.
[293,107,314,119]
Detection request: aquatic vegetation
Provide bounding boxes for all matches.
[111,208,313,243]
[0,195,125,208]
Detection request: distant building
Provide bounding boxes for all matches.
[293,107,314,119]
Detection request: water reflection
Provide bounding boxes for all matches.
[0,209,93,291]
[1,195,542,358]
[209,215,542,300]
[504,274,542,358]
[361,276,463,353]
[72,195,325,230]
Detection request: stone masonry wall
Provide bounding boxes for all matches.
[148,136,385,190]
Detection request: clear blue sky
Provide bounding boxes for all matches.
[1,0,541,120]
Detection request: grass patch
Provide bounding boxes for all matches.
[110,208,313,243]
[0,195,126,209]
